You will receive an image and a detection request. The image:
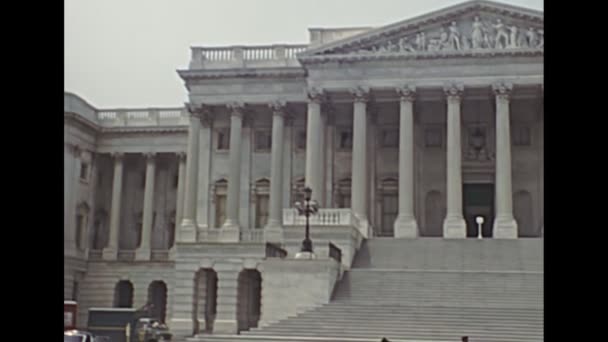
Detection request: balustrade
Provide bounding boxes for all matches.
[282,208,359,228]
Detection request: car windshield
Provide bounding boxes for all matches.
[64,335,83,342]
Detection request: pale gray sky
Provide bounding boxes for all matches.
[65,0,543,108]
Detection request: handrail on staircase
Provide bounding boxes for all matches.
[265,242,287,258]
[329,242,342,263]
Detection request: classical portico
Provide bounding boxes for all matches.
[65,1,543,337]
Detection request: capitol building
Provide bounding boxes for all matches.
[64,1,543,341]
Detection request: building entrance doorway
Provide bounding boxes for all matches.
[463,183,494,238]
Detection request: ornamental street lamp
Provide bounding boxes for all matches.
[476,216,484,239]
[294,187,319,258]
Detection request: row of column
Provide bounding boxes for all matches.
[102,152,187,260]
[178,81,519,242]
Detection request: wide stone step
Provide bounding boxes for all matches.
[243,329,542,339]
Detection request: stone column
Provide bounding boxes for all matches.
[136,152,156,260]
[492,82,518,238]
[179,106,202,243]
[394,86,419,238]
[305,88,324,203]
[442,84,467,238]
[173,152,187,247]
[221,103,244,242]
[213,269,240,334]
[265,101,286,243]
[350,86,370,238]
[103,152,124,260]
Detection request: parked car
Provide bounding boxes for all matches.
[64,330,109,342]
[135,318,172,342]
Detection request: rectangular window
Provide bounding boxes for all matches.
[381,194,398,237]
[215,195,227,228]
[337,129,353,149]
[425,127,443,148]
[255,130,272,151]
[513,126,531,146]
[72,280,79,301]
[75,215,84,250]
[217,130,230,150]
[80,163,89,181]
[380,129,399,148]
[255,194,270,228]
[295,130,306,150]
[338,194,351,209]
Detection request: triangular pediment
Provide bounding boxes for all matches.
[299,0,543,61]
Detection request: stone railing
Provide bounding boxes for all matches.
[190,44,308,69]
[96,108,189,128]
[282,208,360,228]
[117,250,135,261]
[328,242,342,263]
[266,243,287,258]
[240,229,265,242]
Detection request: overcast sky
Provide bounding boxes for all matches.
[65,0,543,109]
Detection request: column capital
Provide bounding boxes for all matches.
[143,152,156,161]
[350,86,370,103]
[227,102,245,119]
[111,152,124,161]
[396,85,417,102]
[268,100,287,117]
[307,87,325,104]
[443,83,464,100]
[492,82,514,100]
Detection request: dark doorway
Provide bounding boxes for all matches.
[147,281,168,323]
[237,270,262,333]
[463,183,494,238]
[193,269,218,334]
[114,280,134,308]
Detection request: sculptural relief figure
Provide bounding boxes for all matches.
[537,29,544,48]
[509,26,519,48]
[427,38,441,51]
[398,36,416,52]
[448,22,461,50]
[462,36,471,50]
[439,27,450,50]
[386,40,397,52]
[493,18,509,49]
[526,27,537,47]
[415,32,427,51]
[471,16,484,49]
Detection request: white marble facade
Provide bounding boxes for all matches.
[64,0,543,333]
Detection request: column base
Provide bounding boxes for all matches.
[169,317,195,338]
[196,224,209,242]
[178,219,197,243]
[443,216,467,239]
[493,217,518,239]
[264,221,283,243]
[213,319,238,334]
[220,221,240,242]
[135,248,150,261]
[394,215,419,238]
[295,251,316,259]
[102,248,117,260]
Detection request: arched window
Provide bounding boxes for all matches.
[147,281,168,323]
[213,179,228,228]
[514,190,535,237]
[114,280,134,308]
[193,269,218,334]
[424,190,445,237]
[75,202,90,250]
[253,179,270,228]
[334,178,352,209]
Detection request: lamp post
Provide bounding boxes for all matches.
[294,187,319,258]
[476,216,484,239]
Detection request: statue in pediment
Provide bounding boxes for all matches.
[526,27,537,47]
[398,36,416,52]
[537,29,544,48]
[428,38,441,51]
[509,26,519,48]
[439,27,450,50]
[493,18,509,49]
[415,31,427,51]
[471,16,484,49]
[448,22,461,50]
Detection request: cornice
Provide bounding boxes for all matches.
[99,126,188,134]
[178,67,306,80]
[299,47,542,65]
[64,112,101,132]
